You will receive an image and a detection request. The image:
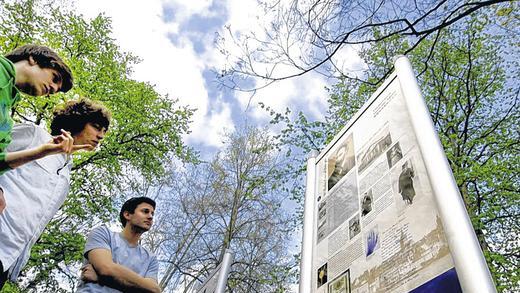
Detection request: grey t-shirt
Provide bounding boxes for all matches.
[76,225,159,292]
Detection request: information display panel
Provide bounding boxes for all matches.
[310,73,460,293]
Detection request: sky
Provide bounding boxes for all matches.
[67,2,341,290]
[69,2,336,289]
[72,0,362,157]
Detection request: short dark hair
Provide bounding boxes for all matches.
[4,44,73,92]
[119,197,156,228]
[50,98,111,136]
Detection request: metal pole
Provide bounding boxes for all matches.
[215,249,234,293]
[299,150,319,293]
[394,55,496,293]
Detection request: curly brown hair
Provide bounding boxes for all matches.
[5,44,73,92]
[51,98,111,136]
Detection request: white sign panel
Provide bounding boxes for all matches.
[310,73,460,293]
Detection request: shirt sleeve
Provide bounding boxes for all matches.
[0,153,9,174]
[6,124,38,152]
[0,61,18,174]
[0,124,39,174]
[145,254,159,280]
[84,225,112,259]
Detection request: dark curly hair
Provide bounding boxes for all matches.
[50,98,111,136]
[4,44,73,92]
[119,197,156,228]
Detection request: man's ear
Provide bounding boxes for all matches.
[123,210,132,222]
[28,55,37,66]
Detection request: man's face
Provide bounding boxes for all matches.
[125,202,155,232]
[73,123,107,148]
[18,57,63,96]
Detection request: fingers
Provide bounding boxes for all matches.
[72,144,95,152]
[80,264,98,282]
[81,263,91,270]
[50,130,74,154]
[60,129,74,153]
[0,189,5,214]
[80,263,92,274]
[52,135,63,144]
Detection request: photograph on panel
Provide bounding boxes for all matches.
[360,189,373,217]
[329,269,350,293]
[357,127,392,174]
[398,159,416,205]
[327,133,356,191]
[390,153,428,214]
[317,198,328,243]
[386,142,403,169]
[348,214,361,240]
[317,263,328,288]
[365,226,380,258]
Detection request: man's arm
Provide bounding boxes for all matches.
[86,248,161,293]
[0,189,4,213]
[3,129,92,170]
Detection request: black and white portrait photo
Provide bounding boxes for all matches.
[398,160,416,205]
[327,134,356,191]
[361,190,373,216]
[386,142,403,169]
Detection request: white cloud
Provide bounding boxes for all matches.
[163,0,214,21]
[219,0,332,123]
[330,44,366,78]
[74,0,236,147]
[232,71,329,127]
[74,0,333,150]
[191,98,235,147]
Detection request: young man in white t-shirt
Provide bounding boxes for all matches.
[0,98,110,289]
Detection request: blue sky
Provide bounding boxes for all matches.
[73,0,360,158]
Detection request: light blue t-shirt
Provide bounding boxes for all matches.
[76,225,159,292]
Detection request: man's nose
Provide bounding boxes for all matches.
[49,82,59,94]
[97,130,106,140]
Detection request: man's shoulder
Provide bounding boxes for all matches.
[91,224,116,235]
[87,224,118,242]
[0,56,15,89]
[0,56,15,78]
[12,123,51,139]
[12,122,46,134]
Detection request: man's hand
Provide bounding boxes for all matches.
[5,129,95,171]
[0,188,5,213]
[81,263,99,283]
[42,129,94,156]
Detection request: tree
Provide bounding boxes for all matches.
[0,0,194,291]
[265,13,519,292]
[217,0,516,90]
[415,18,518,292]
[148,127,298,292]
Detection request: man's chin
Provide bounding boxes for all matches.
[19,85,39,96]
[132,224,151,233]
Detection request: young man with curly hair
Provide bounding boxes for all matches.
[78,197,161,293]
[0,98,111,289]
[0,44,75,213]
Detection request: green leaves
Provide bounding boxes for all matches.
[0,0,194,290]
[264,9,518,292]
